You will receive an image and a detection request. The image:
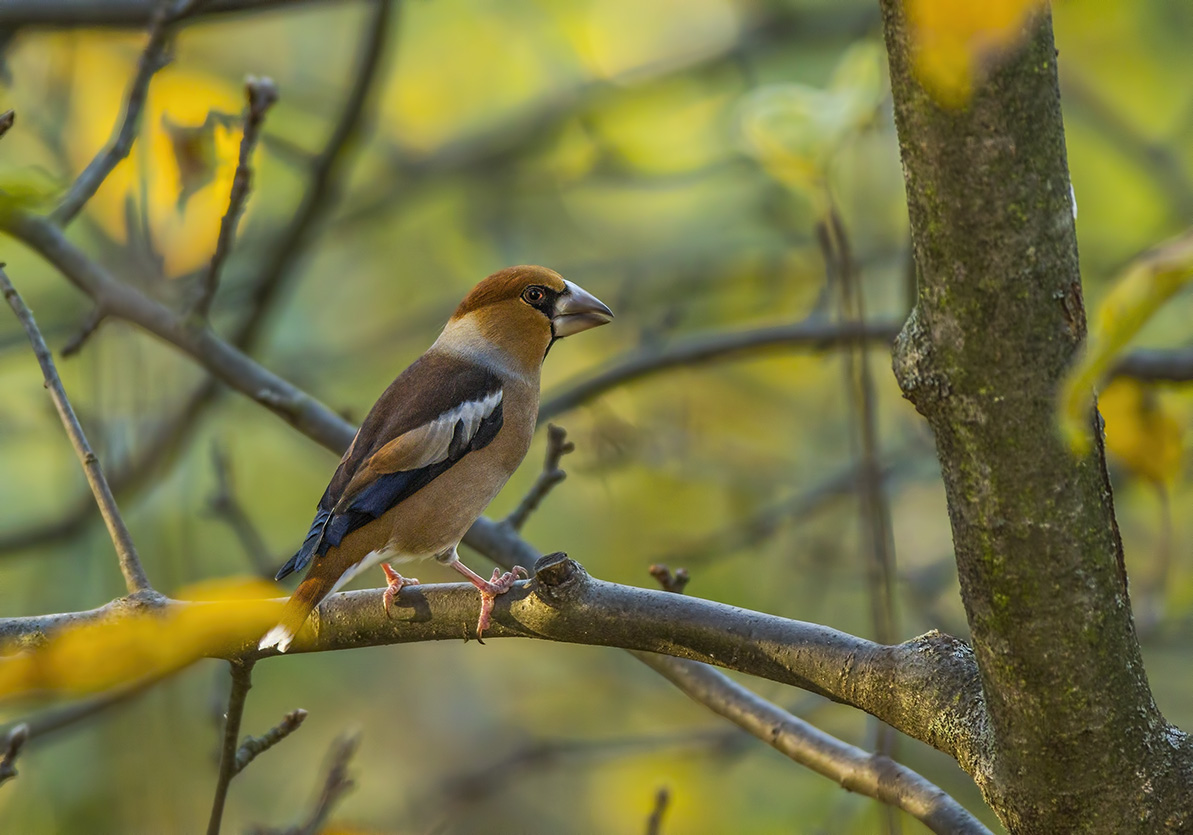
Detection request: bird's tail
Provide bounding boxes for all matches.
[258,574,336,653]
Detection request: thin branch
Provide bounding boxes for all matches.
[648,454,908,569]
[503,423,574,531]
[191,76,278,320]
[4,211,357,452]
[233,708,308,776]
[641,568,983,834]
[0,378,218,555]
[1110,347,1193,383]
[648,564,689,595]
[0,265,152,594]
[207,658,255,835]
[251,732,359,835]
[0,679,157,743]
[538,318,901,423]
[822,208,900,800]
[0,0,328,27]
[0,723,28,788]
[635,653,990,835]
[50,0,202,226]
[0,110,14,140]
[59,307,106,357]
[236,0,394,347]
[644,787,670,835]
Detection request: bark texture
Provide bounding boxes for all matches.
[879,3,1193,831]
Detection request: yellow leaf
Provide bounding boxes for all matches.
[1099,379,1184,485]
[64,36,244,276]
[0,579,282,702]
[1059,228,1193,453]
[905,0,1045,107]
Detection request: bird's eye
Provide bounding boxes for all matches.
[522,286,546,304]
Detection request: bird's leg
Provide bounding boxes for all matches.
[442,551,528,640]
[381,563,419,615]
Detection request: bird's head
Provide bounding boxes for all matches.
[442,266,613,372]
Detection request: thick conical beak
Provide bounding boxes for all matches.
[552,280,614,338]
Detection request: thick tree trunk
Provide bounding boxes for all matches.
[879,3,1193,831]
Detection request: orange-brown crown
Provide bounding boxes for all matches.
[451,266,567,320]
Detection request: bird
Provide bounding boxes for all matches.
[258,266,613,652]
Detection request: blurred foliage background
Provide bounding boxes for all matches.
[1,0,1192,832]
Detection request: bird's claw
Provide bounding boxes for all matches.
[474,565,528,640]
[381,563,419,616]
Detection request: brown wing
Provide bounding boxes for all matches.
[273,352,504,580]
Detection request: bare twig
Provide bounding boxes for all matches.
[503,424,574,531]
[1110,347,1193,382]
[0,378,218,555]
[640,568,981,833]
[821,209,900,802]
[0,0,326,27]
[0,110,14,140]
[0,723,28,788]
[51,0,203,226]
[207,658,255,835]
[538,318,901,423]
[645,787,670,835]
[0,265,152,594]
[236,0,394,346]
[250,732,359,835]
[60,307,106,357]
[191,76,278,320]
[0,679,158,744]
[233,708,308,776]
[648,564,689,595]
[634,653,990,835]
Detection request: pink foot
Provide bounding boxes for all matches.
[381,563,419,615]
[474,566,529,639]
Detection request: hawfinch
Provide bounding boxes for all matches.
[259,266,613,652]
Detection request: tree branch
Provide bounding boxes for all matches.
[250,732,358,835]
[0,0,328,28]
[0,110,14,140]
[233,708,307,776]
[207,659,255,835]
[50,0,202,226]
[0,723,28,788]
[0,266,153,594]
[640,567,985,834]
[538,318,901,423]
[1110,348,1193,383]
[191,76,278,320]
[644,787,670,835]
[3,210,357,452]
[235,0,393,347]
[502,423,573,532]
[0,557,988,770]
[636,654,990,834]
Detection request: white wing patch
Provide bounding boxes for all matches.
[402,389,503,470]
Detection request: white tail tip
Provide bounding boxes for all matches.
[258,624,294,653]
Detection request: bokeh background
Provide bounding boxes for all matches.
[1,0,1192,832]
